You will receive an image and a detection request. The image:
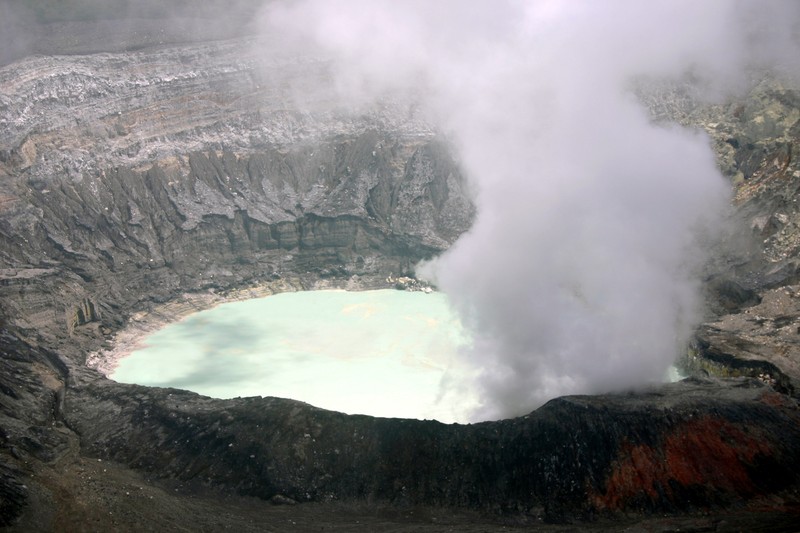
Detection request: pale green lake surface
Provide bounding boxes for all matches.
[111,289,684,423]
[111,289,478,423]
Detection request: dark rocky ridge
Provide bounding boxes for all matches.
[0,21,799,532]
[65,374,800,520]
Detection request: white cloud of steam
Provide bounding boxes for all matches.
[257,1,800,420]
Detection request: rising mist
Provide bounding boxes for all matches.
[257,0,800,420]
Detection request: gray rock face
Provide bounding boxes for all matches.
[679,81,800,394]
[0,39,474,349]
[639,76,800,393]
[1,27,800,530]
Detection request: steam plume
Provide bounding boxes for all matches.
[258,0,800,420]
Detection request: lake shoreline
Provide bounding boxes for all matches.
[85,274,395,377]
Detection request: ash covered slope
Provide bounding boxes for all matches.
[0,10,799,532]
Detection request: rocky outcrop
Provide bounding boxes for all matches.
[674,80,800,394]
[641,76,800,393]
[1,17,800,531]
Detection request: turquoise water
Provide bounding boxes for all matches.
[111,289,478,423]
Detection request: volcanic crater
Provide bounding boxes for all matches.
[1,4,800,531]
